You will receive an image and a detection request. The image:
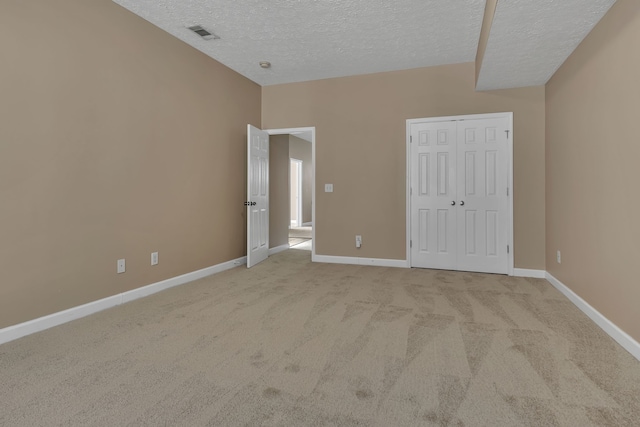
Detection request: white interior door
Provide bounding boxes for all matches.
[456,118,509,274]
[409,115,511,274]
[410,121,457,270]
[247,125,269,268]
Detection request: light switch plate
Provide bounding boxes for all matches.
[325,184,334,192]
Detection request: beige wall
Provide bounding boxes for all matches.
[546,0,640,341]
[0,0,261,328]
[289,135,313,224]
[269,135,291,248]
[263,62,545,267]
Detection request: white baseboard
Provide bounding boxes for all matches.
[0,255,247,346]
[513,268,546,278]
[546,272,640,362]
[302,222,313,227]
[312,254,409,268]
[4,260,638,364]
[269,244,290,256]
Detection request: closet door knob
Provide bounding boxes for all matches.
[451,201,456,206]
[460,201,465,206]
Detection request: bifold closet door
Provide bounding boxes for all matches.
[410,117,509,274]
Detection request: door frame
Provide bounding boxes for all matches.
[266,127,316,259]
[290,158,303,227]
[405,112,514,275]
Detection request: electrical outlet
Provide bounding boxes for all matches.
[151,252,158,266]
[117,259,126,274]
[355,235,362,248]
[557,250,561,264]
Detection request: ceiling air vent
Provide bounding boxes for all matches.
[188,25,220,40]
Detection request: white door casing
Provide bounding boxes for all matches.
[266,127,316,260]
[247,125,269,268]
[408,113,512,274]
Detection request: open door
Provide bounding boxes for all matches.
[246,125,269,268]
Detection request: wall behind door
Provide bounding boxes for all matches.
[263,62,545,269]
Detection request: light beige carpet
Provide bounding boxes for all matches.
[289,226,312,247]
[288,237,310,247]
[289,226,312,239]
[1,249,639,426]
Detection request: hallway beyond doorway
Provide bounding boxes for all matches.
[289,225,311,247]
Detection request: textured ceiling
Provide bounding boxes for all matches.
[112,0,617,89]
[476,0,617,90]
[112,0,485,86]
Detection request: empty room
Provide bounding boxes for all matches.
[1,0,639,425]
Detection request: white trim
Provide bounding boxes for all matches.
[405,118,412,275]
[0,256,247,346]
[312,254,410,268]
[507,113,515,276]
[269,244,290,255]
[301,222,313,227]
[266,127,316,261]
[513,268,546,278]
[545,272,640,362]
[406,112,514,275]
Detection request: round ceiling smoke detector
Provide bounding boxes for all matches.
[259,61,271,69]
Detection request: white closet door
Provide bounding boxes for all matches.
[456,118,509,274]
[410,121,457,270]
[409,115,510,274]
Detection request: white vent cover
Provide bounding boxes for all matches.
[187,25,219,40]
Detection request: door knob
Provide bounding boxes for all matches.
[451,201,456,206]
[460,201,465,206]
[252,202,256,206]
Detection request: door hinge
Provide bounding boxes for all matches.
[410,135,413,143]
[507,187,509,196]
[507,245,510,254]
[410,240,413,248]
[505,130,510,139]
[410,187,413,196]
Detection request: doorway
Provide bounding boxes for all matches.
[267,128,315,256]
[406,113,514,275]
